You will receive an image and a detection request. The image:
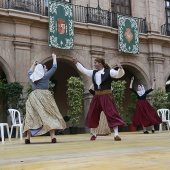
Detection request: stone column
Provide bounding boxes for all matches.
[144,0,165,33]
[148,55,165,89]
[13,19,33,93]
[13,41,32,86]
[89,30,105,69]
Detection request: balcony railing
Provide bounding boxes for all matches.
[0,0,148,33]
[0,0,46,15]
[161,23,170,36]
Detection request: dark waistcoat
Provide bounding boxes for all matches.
[92,69,113,91]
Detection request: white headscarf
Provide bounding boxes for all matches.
[137,84,145,96]
[30,64,44,82]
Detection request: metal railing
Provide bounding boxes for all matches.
[0,0,46,15]
[0,0,148,33]
[161,23,170,36]
[111,12,148,33]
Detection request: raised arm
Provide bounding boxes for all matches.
[44,53,57,78]
[130,77,134,89]
[110,62,125,78]
[72,58,93,77]
[29,61,37,72]
[152,77,156,90]
[52,53,57,65]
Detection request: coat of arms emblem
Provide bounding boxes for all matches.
[57,18,67,34]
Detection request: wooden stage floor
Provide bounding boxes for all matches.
[0,131,170,170]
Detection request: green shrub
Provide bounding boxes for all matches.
[152,87,168,110]
[66,77,84,126]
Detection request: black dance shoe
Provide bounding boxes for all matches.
[143,131,149,134]
[52,138,57,143]
[152,130,155,133]
[25,139,30,144]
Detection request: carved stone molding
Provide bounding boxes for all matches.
[13,40,33,49]
[90,50,105,56]
[147,56,165,64]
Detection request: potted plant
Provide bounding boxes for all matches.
[167,92,170,109]
[66,76,84,134]
[152,87,169,110]
[111,80,126,114]
[111,80,127,131]
[124,93,138,131]
[0,81,24,118]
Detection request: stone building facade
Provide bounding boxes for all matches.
[0,0,169,130]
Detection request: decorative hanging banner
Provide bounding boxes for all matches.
[48,1,74,49]
[118,14,139,54]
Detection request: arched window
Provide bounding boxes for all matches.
[111,0,131,15]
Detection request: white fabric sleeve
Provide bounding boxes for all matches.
[110,68,125,78]
[75,62,93,77]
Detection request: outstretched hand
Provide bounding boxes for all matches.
[33,61,37,66]
[115,62,123,69]
[30,61,38,72]
[52,53,56,58]
[72,57,78,64]
[129,77,134,88]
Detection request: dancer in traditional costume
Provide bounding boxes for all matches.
[89,84,111,136]
[129,77,162,134]
[23,53,66,144]
[72,57,125,141]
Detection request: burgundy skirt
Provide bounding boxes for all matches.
[85,93,125,128]
[132,100,162,127]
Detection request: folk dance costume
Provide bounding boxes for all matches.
[130,84,162,134]
[23,54,66,144]
[89,87,111,136]
[75,60,125,141]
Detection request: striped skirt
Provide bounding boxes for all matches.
[23,89,66,136]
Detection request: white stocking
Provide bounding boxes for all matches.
[143,126,147,131]
[49,130,55,139]
[90,128,97,136]
[26,130,31,140]
[113,126,119,137]
[151,125,155,130]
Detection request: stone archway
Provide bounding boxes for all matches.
[165,66,170,92]
[120,64,150,110]
[42,56,86,131]
[33,49,91,131]
[0,56,15,83]
[0,54,15,122]
[166,75,170,92]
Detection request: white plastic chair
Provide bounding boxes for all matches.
[8,109,23,140]
[0,123,11,144]
[157,109,170,132]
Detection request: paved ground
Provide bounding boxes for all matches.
[0,131,170,170]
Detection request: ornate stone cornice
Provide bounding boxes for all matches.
[13,40,33,49]
[147,56,165,63]
[90,50,105,56]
